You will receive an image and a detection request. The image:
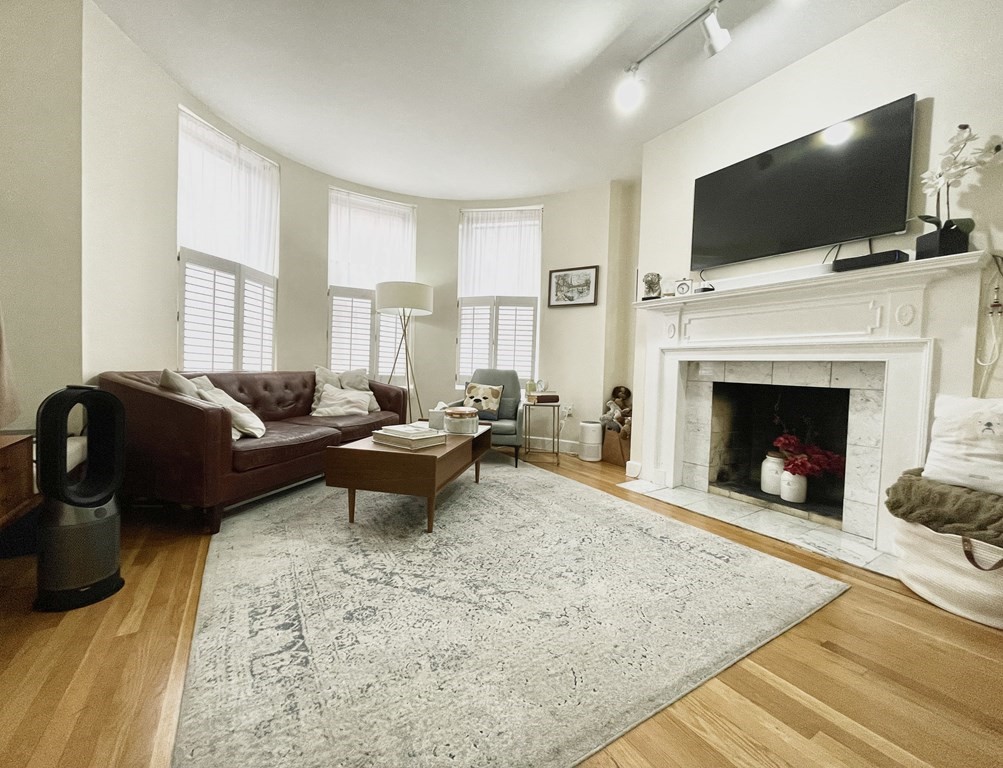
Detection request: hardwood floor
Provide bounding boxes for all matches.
[1,453,1000,767]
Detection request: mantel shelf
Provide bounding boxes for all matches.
[634,251,990,313]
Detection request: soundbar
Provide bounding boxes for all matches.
[831,249,909,272]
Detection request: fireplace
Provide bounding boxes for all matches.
[709,381,850,522]
[681,362,885,533]
[631,252,991,553]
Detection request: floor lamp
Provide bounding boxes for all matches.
[375,281,433,423]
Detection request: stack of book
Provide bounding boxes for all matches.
[372,423,447,450]
[528,391,559,404]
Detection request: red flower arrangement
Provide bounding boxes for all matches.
[772,434,845,478]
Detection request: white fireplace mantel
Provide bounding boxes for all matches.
[629,251,991,553]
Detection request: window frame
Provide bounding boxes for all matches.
[456,295,538,387]
[178,247,276,372]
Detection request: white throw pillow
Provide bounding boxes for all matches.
[339,368,380,412]
[189,375,215,391]
[312,366,342,411]
[312,384,372,417]
[159,369,199,398]
[312,366,378,413]
[922,394,1003,495]
[197,386,267,439]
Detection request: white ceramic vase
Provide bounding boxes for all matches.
[780,470,808,503]
[760,453,784,495]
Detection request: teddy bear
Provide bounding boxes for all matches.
[600,385,632,438]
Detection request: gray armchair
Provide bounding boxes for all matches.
[451,368,524,466]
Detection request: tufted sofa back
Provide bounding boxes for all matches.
[117,370,316,420]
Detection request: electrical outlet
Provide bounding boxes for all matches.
[565,403,574,417]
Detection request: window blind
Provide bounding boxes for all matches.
[177,109,280,371]
[328,188,417,376]
[457,208,542,384]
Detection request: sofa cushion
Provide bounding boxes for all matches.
[231,421,342,472]
[198,386,267,438]
[285,411,400,443]
[312,366,343,410]
[159,369,199,397]
[339,368,380,412]
[313,384,371,417]
[488,418,517,436]
[312,366,379,413]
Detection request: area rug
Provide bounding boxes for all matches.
[172,454,847,767]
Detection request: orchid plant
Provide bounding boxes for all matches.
[919,124,1001,234]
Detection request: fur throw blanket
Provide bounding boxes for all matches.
[885,468,1003,547]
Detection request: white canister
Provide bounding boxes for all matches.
[760,452,784,495]
[444,406,479,435]
[780,470,808,503]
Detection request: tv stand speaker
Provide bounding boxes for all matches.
[831,249,908,272]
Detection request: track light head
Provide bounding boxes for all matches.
[701,7,731,56]
[614,66,644,114]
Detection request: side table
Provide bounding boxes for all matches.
[0,434,42,529]
[523,402,560,464]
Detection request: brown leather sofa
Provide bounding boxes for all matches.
[97,370,406,533]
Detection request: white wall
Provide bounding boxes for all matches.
[635,0,1003,418]
[82,0,184,381]
[538,183,613,442]
[0,0,83,431]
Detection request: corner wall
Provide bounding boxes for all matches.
[0,0,83,431]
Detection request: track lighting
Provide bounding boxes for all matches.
[614,65,645,114]
[701,5,731,56]
[613,0,731,112]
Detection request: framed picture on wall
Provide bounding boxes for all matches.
[548,265,598,307]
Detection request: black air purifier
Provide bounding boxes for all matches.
[34,386,125,611]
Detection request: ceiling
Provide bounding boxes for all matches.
[92,0,910,200]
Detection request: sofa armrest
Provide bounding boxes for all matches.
[369,379,407,424]
[97,371,232,507]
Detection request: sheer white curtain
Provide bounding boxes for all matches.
[178,109,279,276]
[458,207,542,297]
[328,189,416,288]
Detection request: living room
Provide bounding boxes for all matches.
[2,0,1002,766]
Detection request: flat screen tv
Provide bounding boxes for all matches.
[690,94,915,272]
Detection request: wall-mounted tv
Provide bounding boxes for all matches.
[690,94,915,272]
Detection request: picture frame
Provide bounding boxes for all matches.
[548,265,598,307]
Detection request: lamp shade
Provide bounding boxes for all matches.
[375,281,433,316]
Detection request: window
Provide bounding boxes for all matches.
[457,207,541,385]
[177,109,279,371]
[327,189,416,377]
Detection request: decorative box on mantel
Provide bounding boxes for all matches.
[629,251,992,553]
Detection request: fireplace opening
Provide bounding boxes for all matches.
[709,382,849,522]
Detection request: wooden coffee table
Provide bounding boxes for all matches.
[324,425,491,533]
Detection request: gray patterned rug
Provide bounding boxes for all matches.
[172,454,847,767]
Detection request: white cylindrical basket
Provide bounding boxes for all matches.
[894,517,1003,629]
[579,421,603,462]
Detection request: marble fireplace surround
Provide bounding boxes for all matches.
[683,361,884,538]
[632,252,989,554]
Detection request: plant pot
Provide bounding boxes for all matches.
[916,226,968,260]
[760,452,784,495]
[780,470,808,503]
